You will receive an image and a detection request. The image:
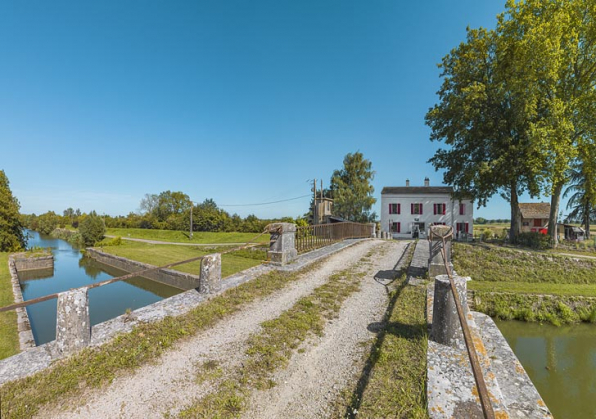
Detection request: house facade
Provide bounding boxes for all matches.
[381,178,474,239]
[516,203,550,234]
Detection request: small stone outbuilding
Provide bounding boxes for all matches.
[516,203,550,234]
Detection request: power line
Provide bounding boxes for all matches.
[219,194,311,207]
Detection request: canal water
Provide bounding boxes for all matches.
[20,231,182,345]
[495,319,596,419]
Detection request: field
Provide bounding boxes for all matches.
[105,228,269,245]
[0,253,19,360]
[97,241,266,278]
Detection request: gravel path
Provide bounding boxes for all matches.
[243,240,409,419]
[38,239,385,419]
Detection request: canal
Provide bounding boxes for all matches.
[20,231,183,345]
[496,319,596,419]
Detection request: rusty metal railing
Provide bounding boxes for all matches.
[295,221,373,254]
[430,227,496,419]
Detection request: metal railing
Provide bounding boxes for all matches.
[295,221,373,254]
[430,227,496,419]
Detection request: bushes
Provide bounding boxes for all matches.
[513,232,552,249]
[79,212,106,246]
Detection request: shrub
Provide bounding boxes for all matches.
[79,212,106,246]
[514,232,552,249]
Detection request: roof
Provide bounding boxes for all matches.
[381,186,453,195]
[518,203,551,219]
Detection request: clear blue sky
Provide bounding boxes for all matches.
[0,0,558,220]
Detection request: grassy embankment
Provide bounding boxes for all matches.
[95,241,266,278]
[454,243,596,325]
[0,259,326,419]
[105,227,269,245]
[0,253,19,360]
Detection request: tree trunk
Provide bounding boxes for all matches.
[585,203,591,239]
[509,184,519,243]
[548,182,564,247]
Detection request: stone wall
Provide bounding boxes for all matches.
[86,248,200,290]
[7,257,36,351]
[12,254,54,271]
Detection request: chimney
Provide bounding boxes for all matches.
[406,179,410,187]
[424,177,430,187]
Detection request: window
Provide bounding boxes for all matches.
[459,203,465,215]
[456,222,469,233]
[389,203,400,214]
[390,222,401,233]
[533,219,542,227]
[411,203,423,215]
[434,203,446,215]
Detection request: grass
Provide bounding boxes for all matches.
[177,260,369,418]
[95,241,266,278]
[0,253,19,360]
[0,261,322,419]
[105,228,269,245]
[453,242,596,325]
[453,242,596,285]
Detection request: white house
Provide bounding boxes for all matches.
[381,178,474,239]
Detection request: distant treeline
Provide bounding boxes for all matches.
[21,191,308,234]
[474,218,511,225]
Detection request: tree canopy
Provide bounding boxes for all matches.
[329,152,376,223]
[0,170,26,251]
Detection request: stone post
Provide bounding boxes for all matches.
[428,225,453,278]
[55,287,90,356]
[371,223,376,238]
[431,275,469,349]
[199,253,222,294]
[268,222,298,265]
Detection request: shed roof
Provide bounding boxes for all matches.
[518,203,551,219]
[381,186,453,195]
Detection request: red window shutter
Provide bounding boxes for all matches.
[397,222,401,233]
[465,223,469,233]
[433,203,437,215]
[398,203,400,214]
[460,203,465,215]
[443,203,446,215]
[411,203,414,214]
[420,204,423,214]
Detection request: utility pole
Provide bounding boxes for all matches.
[313,178,317,226]
[189,201,193,240]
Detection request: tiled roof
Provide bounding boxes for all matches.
[381,186,453,195]
[519,203,551,219]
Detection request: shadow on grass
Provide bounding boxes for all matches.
[343,278,426,418]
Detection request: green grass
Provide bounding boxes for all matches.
[0,253,19,360]
[96,241,265,278]
[453,242,596,285]
[105,228,269,245]
[0,262,322,419]
[468,281,596,297]
[178,261,368,418]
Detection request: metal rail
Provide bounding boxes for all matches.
[0,228,273,314]
[295,221,372,254]
[431,227,496,419]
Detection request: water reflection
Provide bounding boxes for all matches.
[496,320,596,419]
[19,231,183,345]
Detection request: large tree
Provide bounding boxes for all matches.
[0,170,26,251]
[329,152,376,223]
[563,146,596,238]
[426,26,544,243]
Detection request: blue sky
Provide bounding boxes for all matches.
[0,1,556,220]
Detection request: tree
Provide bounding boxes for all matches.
[0,170,26,251]
[563,146,596,238]
[79,211,106,246]
[37,211,59,235]
[498,0,596,245]
[329,152,376,223]
[426,26,544,243]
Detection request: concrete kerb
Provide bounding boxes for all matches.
[0,238,368,386]
[7,256,36,351]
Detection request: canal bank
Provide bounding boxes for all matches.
[19,231,183,345]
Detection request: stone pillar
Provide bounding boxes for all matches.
[371,223,376,238]
[56,287,90,356]
[268,223,298,265]
[431,275,469,349]
[429,225,453,278]
[199,253,222,294]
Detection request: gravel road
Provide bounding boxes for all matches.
[39,239,404,419]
